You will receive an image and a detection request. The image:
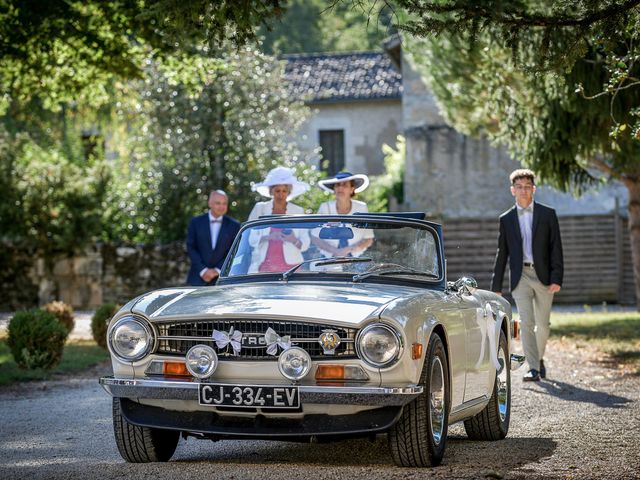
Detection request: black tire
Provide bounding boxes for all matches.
[464,330,511,440]
[112,397,180,462]
[388,332,450,467]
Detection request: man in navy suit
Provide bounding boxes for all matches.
[186,190,241,286]
[491,169,563,382]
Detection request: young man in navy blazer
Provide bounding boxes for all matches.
[186,190,241,286]
[491,169,564,382]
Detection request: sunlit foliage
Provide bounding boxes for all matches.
[102,46,318,243]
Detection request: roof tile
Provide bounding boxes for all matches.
[283,52,402,103]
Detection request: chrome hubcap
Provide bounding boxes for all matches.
[497,345,509,422]
[429,356,445,445]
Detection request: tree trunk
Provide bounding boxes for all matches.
[624,179,640,310]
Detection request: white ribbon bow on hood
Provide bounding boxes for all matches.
[212,327,243,355]
[264,327,291,356]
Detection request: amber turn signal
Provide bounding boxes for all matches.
[315,364,369,381]
[163,361,190,376]
[411,343,423,359]
[315,364,345,380]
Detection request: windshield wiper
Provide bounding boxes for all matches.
[352,266,439,282]
[282,256,372,282]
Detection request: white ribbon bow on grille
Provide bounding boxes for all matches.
[212,327,243,355]
[264,327,291,356]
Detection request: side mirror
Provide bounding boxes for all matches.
[453,276,477,295]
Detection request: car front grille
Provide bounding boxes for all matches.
[155,319,358,360]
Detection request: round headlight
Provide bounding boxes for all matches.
[357,323,402,368]
[278,347,311,381]
[186,344,218,379]
[109,316,154,361]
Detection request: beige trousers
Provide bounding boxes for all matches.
[512,265,554,371]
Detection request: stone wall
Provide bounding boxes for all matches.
[0,242,189,310]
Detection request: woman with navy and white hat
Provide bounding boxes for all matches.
[316,171,370,215]
[314,171,374,256]
[247,166,310,272]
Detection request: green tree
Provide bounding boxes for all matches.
[104,46,319,243]
[361,135,405,212]
[260,0,396,54]
[0,0,287,115]
[0,125,109,257]
[399,2,640,304]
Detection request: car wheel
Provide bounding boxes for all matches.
[112,397,180,462]
[388,331,450,467]
[464,330,511,440]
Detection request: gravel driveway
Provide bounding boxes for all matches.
[0,337,638,480]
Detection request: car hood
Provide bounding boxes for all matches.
[130,282,426,325]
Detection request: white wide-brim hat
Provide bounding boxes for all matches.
[252,166,310,200]
[318,171,370,193]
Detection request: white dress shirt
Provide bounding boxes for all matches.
[208,211,224,248]
[199,211,224,278]
[517,202,534,264]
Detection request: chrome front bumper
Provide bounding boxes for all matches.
[99,376,423,407]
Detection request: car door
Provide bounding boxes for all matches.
[461,295,493,402]
[438,291,484,407]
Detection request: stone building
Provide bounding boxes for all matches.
[284,45,627,218]
[284,52,402,176]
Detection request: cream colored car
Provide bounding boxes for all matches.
[100,213,523,467]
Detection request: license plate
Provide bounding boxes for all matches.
[198,384,300,409]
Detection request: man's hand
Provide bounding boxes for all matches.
[548,283,561,294]
[494,292,503,296]
[202,268,219,283]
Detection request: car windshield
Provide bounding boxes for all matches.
[221,217,441,282]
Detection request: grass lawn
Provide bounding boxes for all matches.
[0,338,110,386]
[549,310,640,372]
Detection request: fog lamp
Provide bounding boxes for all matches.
[278,347,311,381]
[186,344,218,379]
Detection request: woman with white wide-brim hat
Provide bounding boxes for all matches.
[314,171,374,257]
[247,166,310,273]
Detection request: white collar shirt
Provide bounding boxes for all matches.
[199,212,225,278]
[208,211,223,249]
[516,202,534,264]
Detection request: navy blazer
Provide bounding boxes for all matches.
[186,213,241,286]
[491,202,564,292]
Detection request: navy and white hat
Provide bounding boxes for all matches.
[252,166,310,200]
[317,171,370,193]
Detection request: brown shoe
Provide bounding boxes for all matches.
[523,369,541,382]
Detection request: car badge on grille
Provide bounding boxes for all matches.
[212,327,243,355]
[241,333,267,348]
[318,329,341,355]
[264,327,292,356]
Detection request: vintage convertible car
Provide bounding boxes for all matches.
[100,212,524,467]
